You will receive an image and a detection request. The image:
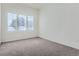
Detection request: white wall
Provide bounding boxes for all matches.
[0,3,1,43]
[1,4,39,42]
[39,4,79,49]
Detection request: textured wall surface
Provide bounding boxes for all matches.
[1,4,39,42]
[0,4,1,43]
[39,4,79,49]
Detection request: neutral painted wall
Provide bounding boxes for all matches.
[0,4,1,43]
[39,4,79,49]
[1,4,39,42]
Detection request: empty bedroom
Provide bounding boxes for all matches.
[0,3,79,56]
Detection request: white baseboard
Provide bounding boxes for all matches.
[39,36,79,50]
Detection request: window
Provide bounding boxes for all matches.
[8,13,34,32]
[8,13,17,32]
[28,16,34,30]
[18,15,26,31]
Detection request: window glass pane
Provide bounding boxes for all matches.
[18,15,26,31]
[8,13,17,32]
[28,16,34,30]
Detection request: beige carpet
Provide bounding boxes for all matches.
[0,37,79,56]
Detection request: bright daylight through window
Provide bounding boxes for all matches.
[8,13,34,32]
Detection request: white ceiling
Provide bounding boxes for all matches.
[25,3,79,10]
[25,3,49,10]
